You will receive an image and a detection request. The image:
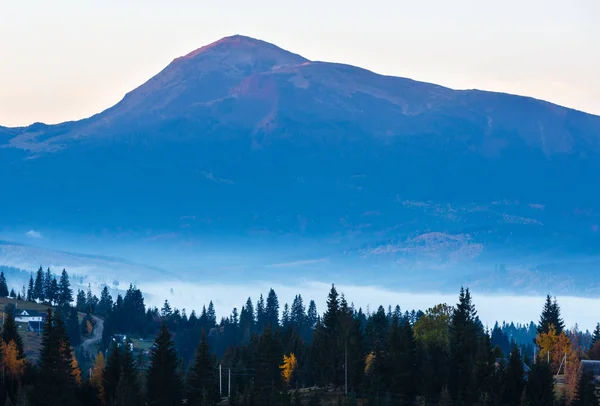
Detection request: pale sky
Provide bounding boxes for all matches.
[0,0,599,127]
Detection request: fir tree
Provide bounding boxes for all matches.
[537,295,565,335]
[67,306,82,347]
[501,345,525,406]
[161,300,173,318]
[117,341,141,406]
[256,294,266,332]
[43,268,52,303]
[33,267,44,302]
[206,301,216,328]
[2,310,25,358]
[9,288,16,299]
[448,287,479,405]
[34,310,79,406]
[187,331,218,406]
[146,323,183,406]
[313,284,342,387]
[265,288,280,329]
[58,269,73,308]
[27,275,34,302]
[591,323,600,346]
[76,290,87,312]
[282,303,290,330]
[0,271,9,297]
[97,285,113,317]
[48,277,59,306]
[522,361,555,406]
[103,344,123,405]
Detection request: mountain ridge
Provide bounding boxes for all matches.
[2,35,600,294]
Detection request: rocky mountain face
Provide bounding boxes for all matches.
[2,35,600,294]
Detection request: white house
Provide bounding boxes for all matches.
[15,310,46,323]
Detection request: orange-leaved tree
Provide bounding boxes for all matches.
[280,353,298,386]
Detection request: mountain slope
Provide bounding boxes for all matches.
[2,35,600,294]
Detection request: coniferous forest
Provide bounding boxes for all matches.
[0,269,598,405]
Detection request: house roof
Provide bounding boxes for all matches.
[18,309,45,317]
[581,360,600,376]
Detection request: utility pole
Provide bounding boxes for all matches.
[219,364,222,397]
[228,368,231,398]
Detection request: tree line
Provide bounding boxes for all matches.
[1,267,599,405]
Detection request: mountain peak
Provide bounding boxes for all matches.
[177,34,309,67]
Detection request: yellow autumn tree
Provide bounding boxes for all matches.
[364,351,376,375]
[280,353,297,386]
[2,340,25,377]
[536,324,580,403]
[72,353,82,384]
[90,352,105,393]
[86,320,93,336]
[536,324,571,373]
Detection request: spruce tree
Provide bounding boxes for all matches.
[27,275,34,302]
[48,276,59,306]
[448,287,479,405]
[34,310,79,406]
[187,331,218,406]
[67,307,82,347]
[104,344,123,405]
[256,295,266,333]
[43,268,52,303]
[265,288,280,329]
[33,267,44,302]
[97,286,113,317]
[313,284,342,387]
[537,295,565,335]
[592,323,600,346]
[146,323,183,406]
[76,290,87,312]
[501,345,525,406]
[0,272,9,297]
[2,310,25,358]
[522,361,555,406]
[58,269,73,308]
[119,341,141,406]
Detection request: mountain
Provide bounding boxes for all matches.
[2,35,600,294]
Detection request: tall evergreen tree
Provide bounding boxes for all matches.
[501,345,525,406]
[33,267,44,302]
[43,268,53,303]
[313,284,342,387]
[448,287,479,405]
[146,323,183,406]
[591,323,600,346]
[27,275,34,302]
[34,310,79,406]
[522,361,555,406]
[48,276,59,305]
[103,344,123,405]
[537,295,565,335]
[58,269,73,307]
[76,289,87,312]
[67,306,82,347]
[206,301,216,328]
[2,310,25,358]
[187,331,218,406]
[256,294,266,332]
[117,340,141,406]
[97,285,114,317]
[265,288,280,329]
[290,295,306,331]
[0,271,9,297]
